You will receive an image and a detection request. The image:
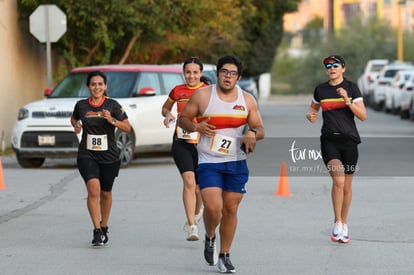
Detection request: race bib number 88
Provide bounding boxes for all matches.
[176,126,199,142]
[86,134,108,151]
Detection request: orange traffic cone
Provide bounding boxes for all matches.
[274,162,291,196]
[0,159,5,190]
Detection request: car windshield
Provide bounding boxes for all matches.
[371,64,386,72]
[384,69,402,78]
[49,71,138,98]
[202,71,217,84]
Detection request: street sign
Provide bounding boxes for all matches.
[29,5,67,43]
[29,5,67,88]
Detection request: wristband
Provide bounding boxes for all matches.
[248,128,257,135]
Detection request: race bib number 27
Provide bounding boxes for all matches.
[210,134,236,155]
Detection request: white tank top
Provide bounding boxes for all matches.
[197,84,248,164]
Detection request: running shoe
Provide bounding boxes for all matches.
[340,223,350,244]
[183,207,204,232]
[195,206,204,225]
[101,226,109,245]
[218,253,236,273]
[91,229,104,247]
[187,225,199,241]
[204,235,218,266]
[331,221,343,242]
[183,222,190,232]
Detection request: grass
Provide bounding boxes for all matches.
[0,148,14,157]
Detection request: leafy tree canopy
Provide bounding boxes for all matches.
[18,0,300,77]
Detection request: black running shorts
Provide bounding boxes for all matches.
[172,138,198,177]
[321,134,359,174]
[77,157,121,191]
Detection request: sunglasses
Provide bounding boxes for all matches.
[325,63,341,69]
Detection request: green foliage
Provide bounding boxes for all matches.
[241,0,301,76]
[0,147,13,157]
[17,0,300,80]
[274,16,414,94]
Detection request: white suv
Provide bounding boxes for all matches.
[368,62,414,110]
[357,59,388,97]
[11,64,216,168]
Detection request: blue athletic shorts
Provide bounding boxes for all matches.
[196,160,249,193]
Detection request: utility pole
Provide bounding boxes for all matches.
[328,0,334,36]
[398,0,405,61]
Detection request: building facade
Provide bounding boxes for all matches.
[284,0,414,34]
[0,0,47,151]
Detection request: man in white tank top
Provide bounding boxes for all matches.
[178,55,265,273]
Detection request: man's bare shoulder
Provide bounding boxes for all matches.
[193,85,212,100]
[242,90,258,108]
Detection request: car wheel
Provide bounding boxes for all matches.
[400,108,409,119]
[115,129,135,168]
[409,101,414,121]
[383,103,390,113]
[16,153,45,168]
[391,99,399,115]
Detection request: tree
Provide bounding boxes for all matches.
[240,0,301,76]
[274,15,410,94]
[18,0,299,78]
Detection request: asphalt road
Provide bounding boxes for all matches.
[1,95,414,275]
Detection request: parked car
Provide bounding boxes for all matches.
[238,76,258,100]
[368,62,414,110]
[200,64,217,84]
[11,64,189,168]
[357,59,389,98]
[409,95,414,120]
[383,69,414,114]
[399,75,414,119]
[170,63,258,99]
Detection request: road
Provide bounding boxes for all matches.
[1,95,414,275]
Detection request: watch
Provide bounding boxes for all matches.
[345,99,352,105]
[248,128,257,135]
[112,118,117,125]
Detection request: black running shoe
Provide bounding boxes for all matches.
[91,229,104,247]
[204,235,218,266]
[101,226,109,245]
[218,253,236,273]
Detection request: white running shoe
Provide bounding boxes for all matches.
[195,206,204,225]
[187,225,199,241]
[340,224,350,244]
[331,221,343,242]
[183,222,190,232]
[183,206,204,232]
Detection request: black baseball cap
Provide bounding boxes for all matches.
[323,55,345,67]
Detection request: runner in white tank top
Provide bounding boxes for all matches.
[177,55,265,273]
[197,84,248,164]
